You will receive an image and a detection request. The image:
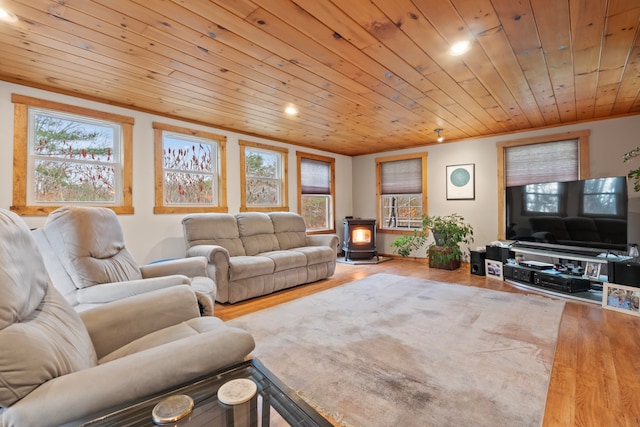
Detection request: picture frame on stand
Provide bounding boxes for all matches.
[602,283,640,316]
[485,259,503,281]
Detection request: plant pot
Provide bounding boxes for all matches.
[428,246,461,270]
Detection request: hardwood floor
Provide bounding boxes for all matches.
[214,259,640,427]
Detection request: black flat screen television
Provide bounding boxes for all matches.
[505,176,628,255]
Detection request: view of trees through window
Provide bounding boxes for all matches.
[302,195,330,229]
[382,195,423,228]
[245,149,281,206]
[163,133,216,205]
[30,110,119,203]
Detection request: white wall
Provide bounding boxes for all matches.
[0,82,353,263]
[352,116,640,257]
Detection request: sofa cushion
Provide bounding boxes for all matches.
[258,250,308,272]
[0,210,96,407]
[269,212,308,250]
[293,246,336,265]
[229,256,275,281]
[182,214,246,257]
[237,213,280,256]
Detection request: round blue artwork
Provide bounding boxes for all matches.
[449,168,470,187]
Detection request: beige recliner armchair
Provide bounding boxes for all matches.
[34,206,217,315]
[0,209,255,427]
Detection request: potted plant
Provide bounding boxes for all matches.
[624,146,640,192]
[391,213,474,270]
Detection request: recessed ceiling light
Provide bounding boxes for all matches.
[449,40,471,56]
[0,8,18,23]
[285,105,298,115]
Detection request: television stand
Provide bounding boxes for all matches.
[503,244,615,304]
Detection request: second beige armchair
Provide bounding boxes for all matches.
[34,206,217,315]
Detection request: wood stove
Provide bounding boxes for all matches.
[343,218,378,260]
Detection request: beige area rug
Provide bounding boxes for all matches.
[228,273,566,427]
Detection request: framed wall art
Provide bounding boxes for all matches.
[446,163,475,200]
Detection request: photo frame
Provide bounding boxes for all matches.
[446,164,475,200]
[584,261,601,280]
[602,283,640,316]
[485,259,503,281]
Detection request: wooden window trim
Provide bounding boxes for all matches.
[496,130,590,239]
[11,94,134,215]
[239,140,289,212]
[375,152,428,235]
[296,151,336,234]
[152,122,228,214]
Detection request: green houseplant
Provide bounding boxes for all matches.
[624,146,640,192]
[391,213,474,269]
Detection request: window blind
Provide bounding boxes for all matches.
[381,158,422,194]
[301,158,330,194]
[505,139,579,187]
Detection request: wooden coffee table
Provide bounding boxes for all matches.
[76,358,332,427]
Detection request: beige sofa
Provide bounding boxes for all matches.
[0,209,255,427]
[182,212,339,303]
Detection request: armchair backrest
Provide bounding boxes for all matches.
[43,206,142,288]
[0,209,96,408]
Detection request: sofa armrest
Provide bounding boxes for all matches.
[75,275,191,304]
[80,285,200,359]
[2,328,255,427]
[307,233,340,251]
[186,244,230,263]
[140,256,209,278]
[186,245,231,303]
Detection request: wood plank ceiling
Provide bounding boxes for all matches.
[0,0,639,156]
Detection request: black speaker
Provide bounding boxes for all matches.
[470,250,486,276]
[608,260,640,287]
[485,245,513,264]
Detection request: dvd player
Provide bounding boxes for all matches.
[519,260,555,270]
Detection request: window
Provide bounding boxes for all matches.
[11,94,133,215]
[297,152,335,232]
[240,140,288,212]
[504,139,579,187]
[153,122,227,214]
[376,153,428,232]
[497,130,590,238]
